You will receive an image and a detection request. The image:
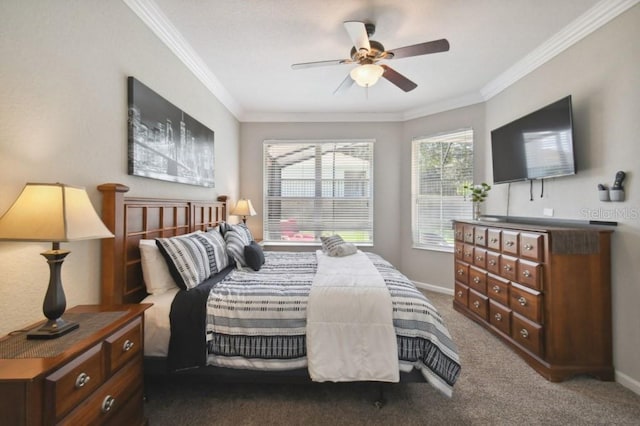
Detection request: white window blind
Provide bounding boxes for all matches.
[411,129,473,251]
[263,140,374,244]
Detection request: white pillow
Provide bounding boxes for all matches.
[139,239,178,295]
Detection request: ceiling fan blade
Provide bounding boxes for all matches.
[333,73,355,95]
[344,21,371,52]
[291,59,352,70]
[381,65,417,92]
[387,39,450,60]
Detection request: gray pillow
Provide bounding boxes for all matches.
[321,235,357,257]
[244,241,265,271]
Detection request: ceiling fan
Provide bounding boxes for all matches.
[291,21,450,94]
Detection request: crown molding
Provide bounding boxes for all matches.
[122,0,243,119]
[480,0,639,100]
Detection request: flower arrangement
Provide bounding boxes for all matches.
[463,182,491,219]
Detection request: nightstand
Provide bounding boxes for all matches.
[0,304,151,425]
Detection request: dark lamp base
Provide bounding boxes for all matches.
[27,318,79,340]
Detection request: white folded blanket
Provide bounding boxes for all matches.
[306,250,399,382]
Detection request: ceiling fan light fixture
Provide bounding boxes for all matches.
[350,64,384,87]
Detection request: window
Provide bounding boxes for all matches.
[263,140,374,244]
[411,129,473,251]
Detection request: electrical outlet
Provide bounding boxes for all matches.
[543,208,554,217]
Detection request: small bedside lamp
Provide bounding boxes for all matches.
[0,183,114,339]
[230,198,257,224]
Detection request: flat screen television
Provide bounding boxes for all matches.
[491,95,576,184]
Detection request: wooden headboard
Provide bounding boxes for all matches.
[98,183,227,305]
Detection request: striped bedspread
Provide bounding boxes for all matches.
[205,251,461,396]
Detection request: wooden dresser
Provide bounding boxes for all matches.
[452,220,613,382]
[0,304,151,425]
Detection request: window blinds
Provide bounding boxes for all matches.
[411,129,473,251]
[263,140,374,244]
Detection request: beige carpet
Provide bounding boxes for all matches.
[144,291,640,425]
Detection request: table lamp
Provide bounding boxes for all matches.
[0,183,114,339]
[231,198,257,224]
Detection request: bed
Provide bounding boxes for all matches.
[98,183,461,400]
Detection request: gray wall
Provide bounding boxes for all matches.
[0,0,240,334]
[484,5,639,392]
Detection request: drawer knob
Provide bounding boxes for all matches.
[503,265,512,272]
[473,300,480,309]
[520,328,529,339]
[494,313,502,321]
[490,238,498,243]
[457,291,463,298]
[122,339,135,352]
[518,296,527,306]
[101,395,116,413]
[456,248,461,254]
[476,235,484,241]
[75,372,91,389]
[522,270,531,278]
[489,259,496,266]
[505,241,514,247]
[524,243,533,251]
[492,285,500,293]
[457,269,464,276]
[476,256,483,261]
[465,233,472,238]
[455,231,461,237]
[473,277,481,284]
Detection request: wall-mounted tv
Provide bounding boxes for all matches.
[491,95,576,184]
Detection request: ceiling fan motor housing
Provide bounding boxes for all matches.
[350,40,389,63]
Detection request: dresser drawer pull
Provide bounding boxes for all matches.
[122,339,135,352]
[492,285,500,293]
[476,255,483,261]
[490,238,498,243]
[456,248,462,254]
[522,270,531,278]
[518,296,527,306]
[457,291,463,298]
[494,313,502,321]
[457,269,464,276]
[101,395,116,413]
[489,259,497,266]
[476,235,484,241]
[505,241,515,247]
[503,265,512,272]
[473,277,481,284]
[465,233,472,238]
[455,231,461,237]
[524,243,533,251]
[74,372,91,389]
[520,329,529,339]
[473,301,480,309]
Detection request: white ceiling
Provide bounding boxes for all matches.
[125,0,635,122]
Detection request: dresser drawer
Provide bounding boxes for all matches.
[510,283,543,323]
[463,225,475,243]
[502,230,519,255]
[489,300,511,336]
[499,254,518,281]
[487,228,501,251]
[474,226,487,246]
[468,289,488,320]
[486,251,500,275]
[106,318,142,375]
[60,355,143,426]
[512,313,544,357]
[517,259,542,290]
[487,273,509,306]
[520,232,544,261]
[45,343,105,422]
[454,223,464,241]
[454,282,469,307]
[455,261,469,284]
[462,244,474,263]
[454,242,464,260]
[469,266,487,294]
[473,247,487,268]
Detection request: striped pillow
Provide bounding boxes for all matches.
[224,227,251,268]
[156,230,229,290]
[229,223,253,242]
[321,234,357,257]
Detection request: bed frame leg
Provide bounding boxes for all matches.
[373,383,385,409]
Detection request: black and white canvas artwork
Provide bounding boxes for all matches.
[127,77,215,187]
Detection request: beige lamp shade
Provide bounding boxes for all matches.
[0,182,114,242]
[350,64,384,87]
[231,198,257,218]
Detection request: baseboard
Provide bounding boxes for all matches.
[412,281,454,296]
[616,370,640,396]
[412,280,640,397]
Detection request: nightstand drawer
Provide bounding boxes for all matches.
[60,355,143,426]
[45,343,105,421]
[106,318,142,375]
